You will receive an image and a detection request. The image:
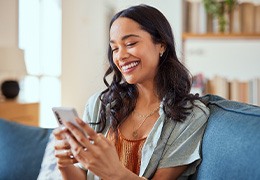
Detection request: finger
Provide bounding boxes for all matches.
[55,149,74,158]
[63,120,90,148]
[72,146,90,166]
[65,129,98,155]
[54,139,70,150]
[64,131,94,162]
[75,118,98,139]
[54,147,79,168]
[53,126,68,140]
[93,133,106,146]
[64,131,88,153]
[56,157,78,167]
[63,119,102,156]
[70,119,110,150]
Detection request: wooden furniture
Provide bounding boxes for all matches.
[182,33,260,40]
[0,101,39,126]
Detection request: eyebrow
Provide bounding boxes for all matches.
[110,34,140,44]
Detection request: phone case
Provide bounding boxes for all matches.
[52,107,80,128]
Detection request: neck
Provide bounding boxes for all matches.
[136,82,160,109]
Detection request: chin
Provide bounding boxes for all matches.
[125,81,135,85]
[124,78,136,85]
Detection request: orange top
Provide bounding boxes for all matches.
[107,129,147,175]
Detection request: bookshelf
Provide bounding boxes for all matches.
[182,33,260,40]
[182,0,260,106]
[183,0,260,34]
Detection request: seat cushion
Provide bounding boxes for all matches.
[194,95,260,180]
[0,118,52,180]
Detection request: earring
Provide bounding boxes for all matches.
[160,52,164,57]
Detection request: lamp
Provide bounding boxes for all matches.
[0,48,27,99]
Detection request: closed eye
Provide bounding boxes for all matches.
[111,47,118,53]
[126,42,137,47]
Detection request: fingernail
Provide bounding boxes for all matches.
[61,126,67,131]
[76,118,84,125]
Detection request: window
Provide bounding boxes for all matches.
[19,0,61,127]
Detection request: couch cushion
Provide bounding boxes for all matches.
[195,95,260,180]
[0,118,52,180]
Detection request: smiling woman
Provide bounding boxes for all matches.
[110,17,164,84]
[53,4,209,180]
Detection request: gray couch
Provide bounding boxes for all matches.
[0,94,260,180]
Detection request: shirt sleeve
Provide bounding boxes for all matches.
[82,92,102,128]
[158,102,209,177]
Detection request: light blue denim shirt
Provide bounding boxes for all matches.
[82,92,209,180]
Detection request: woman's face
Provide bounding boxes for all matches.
[110,17,164,85]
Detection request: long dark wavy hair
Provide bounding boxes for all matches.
[95,4,200,134]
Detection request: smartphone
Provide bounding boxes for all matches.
[52,107,82,130]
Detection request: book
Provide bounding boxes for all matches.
[184,0,206,34]
[240,2,255,33]
[239,81,249,103]
[191,73,206,95]
[190,0,201,33]
[230,4,241,33]
[205,77,259,105]
[255,5,260,33]
[206,13,214,33]
[229,79,240,102]
[183,0,191,33]
[249,79,254,105]
[210,76,229,99]
[246,78,259,106]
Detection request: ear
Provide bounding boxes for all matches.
[159,43,166,54]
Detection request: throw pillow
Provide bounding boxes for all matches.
[37,133,62,180]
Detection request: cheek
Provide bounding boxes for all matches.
[149,57,160,68]
[112,57,120,70]
[143,49,160,65]
[131,48,142,57]
[139,44,160,63]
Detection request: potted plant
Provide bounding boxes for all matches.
[202,0,238,33]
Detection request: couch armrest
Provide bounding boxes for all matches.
[194,95,260,180]
[0,118,53,180]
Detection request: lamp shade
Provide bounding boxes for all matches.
[0,48,27,99]
[0,47,27,77]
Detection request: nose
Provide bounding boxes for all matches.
[117,47,129,61]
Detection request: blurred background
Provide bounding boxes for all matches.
[0,0,259,128]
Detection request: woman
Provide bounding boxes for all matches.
[53,4,209,180]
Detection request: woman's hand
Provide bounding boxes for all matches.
[53,126,78,168]
[63,118,129,180]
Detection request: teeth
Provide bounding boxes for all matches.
[121,62,139,71]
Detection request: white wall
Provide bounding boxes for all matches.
[0,0,18,47]
[0,0,21,91]
[184,39,260,80]
[61,0,116,117]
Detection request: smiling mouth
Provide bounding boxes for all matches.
[121,61,140,72]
